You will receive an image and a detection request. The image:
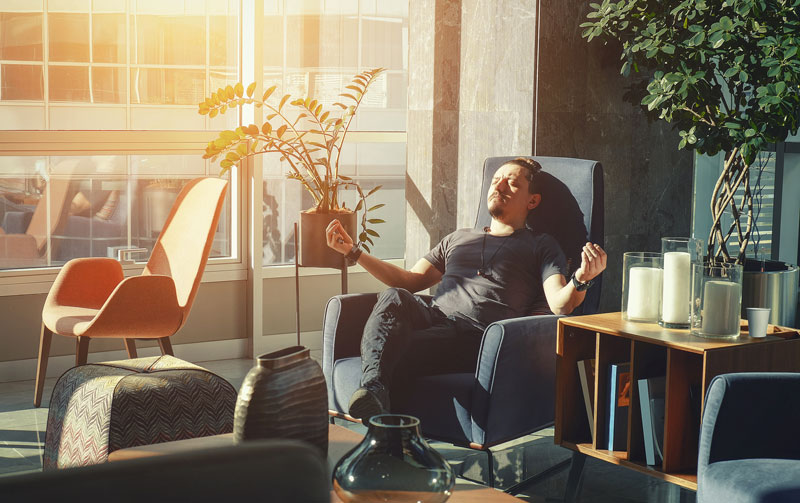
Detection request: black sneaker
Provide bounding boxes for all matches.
[348,381,390,422]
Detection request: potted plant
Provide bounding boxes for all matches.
[582,0,800,325]
[198,68,387,268]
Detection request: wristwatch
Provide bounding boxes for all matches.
[345,244,363,265]
[571,272,594,292]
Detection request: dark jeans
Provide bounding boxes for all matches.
[360,287,484,389]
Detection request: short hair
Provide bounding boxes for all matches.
[502,157,543,195]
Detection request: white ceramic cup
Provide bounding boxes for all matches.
[746,307,771,338]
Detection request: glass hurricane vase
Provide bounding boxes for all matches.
[332,414,455,503]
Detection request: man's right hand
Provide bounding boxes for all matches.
[326,219,354,256]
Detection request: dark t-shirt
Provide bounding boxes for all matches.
[423,227,568,329]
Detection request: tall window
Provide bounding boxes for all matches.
[260,1,407,265]
[693,132,800,266]
[0,1,239,271]
[0,0,407,273]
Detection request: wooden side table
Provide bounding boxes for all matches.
[554,312,800,493]
[109,423,524,502]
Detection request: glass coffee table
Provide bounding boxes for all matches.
[109,423,523,502]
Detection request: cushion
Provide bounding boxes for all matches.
[699,459,800,503]
[44,355,236,469]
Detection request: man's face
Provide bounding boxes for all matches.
[487,163,541,220]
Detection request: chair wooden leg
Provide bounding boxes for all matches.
[76,336,90,366]
[124,338,138,359]
[34,324,53,408]
[157,337,174,356]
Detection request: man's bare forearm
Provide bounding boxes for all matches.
[551,282,586,315]
[354,252,433,293]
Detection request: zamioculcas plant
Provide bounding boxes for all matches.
[198,67,387,255]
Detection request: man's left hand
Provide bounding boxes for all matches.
[575,242,607,283]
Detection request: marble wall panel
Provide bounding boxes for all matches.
[457,110,534,227]
[409,0,436,111]
[407,0,692,313]
[535,0,693,312]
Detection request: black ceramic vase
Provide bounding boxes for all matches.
[233,346,328,455]
[332,414,455,503]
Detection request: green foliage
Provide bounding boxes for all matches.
[198,68,386,252]
[582,0,800,262]
[582,0,800,163]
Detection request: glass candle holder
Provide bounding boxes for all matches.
[622,252,663,323]
[690,262,744,338]
[659,237,703,328]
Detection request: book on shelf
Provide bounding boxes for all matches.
[637,375,666,466]
[606,362,631,451]
[577,359,596,439]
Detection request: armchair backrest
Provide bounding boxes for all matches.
[477,156,604,314]
[143,177,228,322]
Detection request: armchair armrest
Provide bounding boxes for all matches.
[2,210,32,234]
[45,257,124,310]
[79,274,182,339]
[322,293,378,384]
[698,372,800,473]
[470,314,562,447]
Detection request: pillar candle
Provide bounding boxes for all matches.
[701,280,742,336]
[662,252,691,324]
[627,267,663,321]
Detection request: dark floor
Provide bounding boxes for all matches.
[0,357,695,502]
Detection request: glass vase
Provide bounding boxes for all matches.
[622,252,663,323]
[659,237,703,328]
[332,414,455,503]
[690,262,744,338]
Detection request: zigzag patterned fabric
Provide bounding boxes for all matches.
[44,355,236,469]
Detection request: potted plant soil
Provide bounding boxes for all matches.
[198,68,387,268]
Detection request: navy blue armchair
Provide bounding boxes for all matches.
[697,372,800,503]
[322,156,603,484]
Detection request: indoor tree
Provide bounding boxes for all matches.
[582,0,800,264]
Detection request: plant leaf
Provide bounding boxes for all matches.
[367,204,385,211]
[263,85,277,101]
[246,82,257,97]
[234,82,244,97]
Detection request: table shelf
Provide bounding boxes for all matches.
[555,312,800,491]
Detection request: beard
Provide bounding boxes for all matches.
[488,195,504,218]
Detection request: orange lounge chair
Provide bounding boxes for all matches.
[34,177,229,407]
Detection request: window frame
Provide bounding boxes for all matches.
[0,0,409,294]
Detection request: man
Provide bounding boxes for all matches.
[325,157,607,421]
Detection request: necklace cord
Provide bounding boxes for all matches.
[479,231,513,277]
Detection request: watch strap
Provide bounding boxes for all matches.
[571,272,594,291]
[345,244,362,265]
